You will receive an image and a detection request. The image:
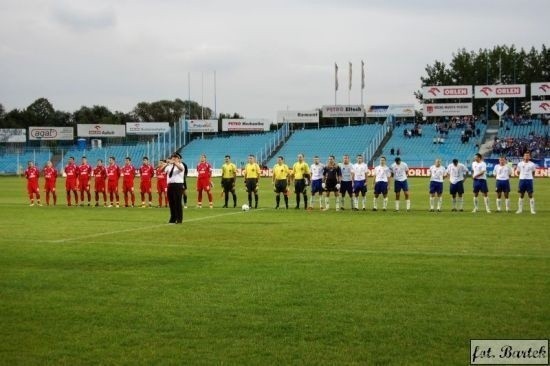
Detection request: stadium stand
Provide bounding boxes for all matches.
[0,149,51,174]
[380,120,487,167]
[265,124,387,167]
[181,131,280,168]
[490,118,549,159]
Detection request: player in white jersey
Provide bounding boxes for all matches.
[309,155,325,210]
[446,159,468,211]
[339,155,353,210]
[493,156,513,212]
[351,154,369,211]
[471,153,491,213]
[390,157,410,211]
[428,159,446,212]
[515,152,537,214]
[372,156,391,211]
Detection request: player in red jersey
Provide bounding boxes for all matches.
[155,159,168,208]
[106,156,120,207]
[64,156,79,206]
[196,154,213,208]
[121,157,136,207]
[139,156,155,207]
[42,160,57,206]
[93,159,108,207]
[77,156,93,206]
[24,161,41,206]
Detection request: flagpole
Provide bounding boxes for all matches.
[348,61,352,126]
[361,60,365,124]
[335,62,338,127]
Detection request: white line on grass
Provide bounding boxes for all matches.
[48,209,265,243]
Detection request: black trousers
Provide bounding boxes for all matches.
[167,183,184,223]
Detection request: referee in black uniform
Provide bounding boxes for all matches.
[165,152,186,224]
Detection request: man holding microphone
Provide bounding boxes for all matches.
[165,152,186,224]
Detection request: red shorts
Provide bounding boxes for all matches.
[197,179,211,191]
[123,181,134,192]
[140,181,152,193]
[78,180,90,191]
[27,183,39,195]
[44,181,56,192]
[95,181,106,192]
[107,181,119,193]
[66,180,77,191]
[157,183,167,193]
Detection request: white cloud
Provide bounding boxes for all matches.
[0,0,548,119]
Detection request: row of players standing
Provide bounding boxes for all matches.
[23,151,538,214]
[269,152,537,214]
[23,155,185,208]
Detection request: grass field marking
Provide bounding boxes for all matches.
[47,209,265,243]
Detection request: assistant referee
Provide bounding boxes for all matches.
[165,152,186,224]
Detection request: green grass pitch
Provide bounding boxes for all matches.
[0,176,548,365]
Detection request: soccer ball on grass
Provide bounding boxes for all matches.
[241,204,250,211]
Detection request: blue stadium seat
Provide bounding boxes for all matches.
[266,124,386,167]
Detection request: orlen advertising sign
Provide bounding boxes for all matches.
[187,119,218,133]
[29,126,74,140]
[77,124,126,137]
[531,100,550,114]
[423,103,473,117]
[321,105,365,118]
[531,82,550,96]
[222,119,271,132]
[276,110,319,123]
[126,122,170,135]
[474,84,526,98]
[422,85,473,99]
[402,167,550,178]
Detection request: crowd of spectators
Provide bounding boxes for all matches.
[492,132,550,159]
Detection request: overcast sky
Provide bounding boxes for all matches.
[0,0,548,119]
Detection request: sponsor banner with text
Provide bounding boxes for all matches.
[406,166,548,178]
[321,105,365,118]
[366,104,415,117]
[29,126,74,140]
[222,119,271,132]
[531,82,550,96]
[423,103,472,117]
[77,124,126,137]
[126,122,170,135]
[187,120,219,133]
[276,110,319,123]
[474,84,526,98]
[422,85,473,99]
[530,100,550,114]
[0,129,26,143]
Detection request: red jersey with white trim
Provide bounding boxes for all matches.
[64,163,78,182]
[77,164,92,183]
[139,165,155,183]
[156,167,167,190]
[42,167,57,185]
[93,166,107,184]
[106,165,120,183]
[121,165,136,184]
[25,166,40,185]
[43,167,58,185]
[197,162,212,180]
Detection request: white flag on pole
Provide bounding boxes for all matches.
[335,63,339,91]
[348,62,352,91]
[361,60,365,90]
